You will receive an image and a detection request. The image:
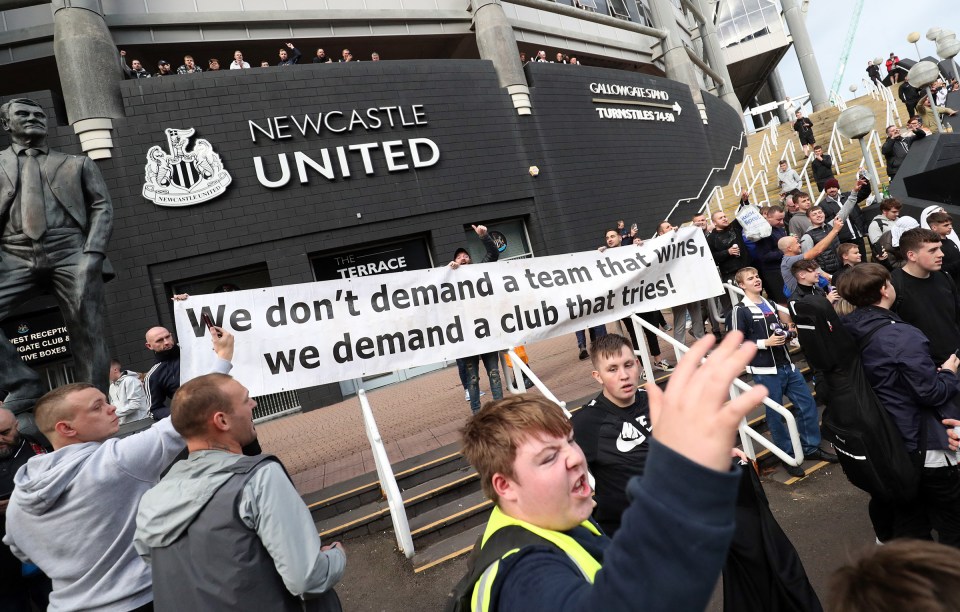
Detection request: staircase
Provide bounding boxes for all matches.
[718,87,907,213]
[302,344,829,574]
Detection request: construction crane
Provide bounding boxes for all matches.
[828,0,866,99]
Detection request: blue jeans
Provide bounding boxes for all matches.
[462,352,503,413]
[752,365,821,456]
[575,325,608,349]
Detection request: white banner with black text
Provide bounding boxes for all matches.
[176,227,721,396]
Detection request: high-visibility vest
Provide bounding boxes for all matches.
[470,506,603,611]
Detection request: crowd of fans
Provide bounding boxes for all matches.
[119,44,386,79]
[119,42,589,81]
[519,50,582,65]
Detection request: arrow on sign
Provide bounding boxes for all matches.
[591,98,684,117]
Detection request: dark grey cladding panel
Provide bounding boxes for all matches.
[112,60,533,271]
[521,62,738,248]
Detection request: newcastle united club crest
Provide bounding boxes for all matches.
[142,128,231,206]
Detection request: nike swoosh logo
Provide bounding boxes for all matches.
[616,422,647,453]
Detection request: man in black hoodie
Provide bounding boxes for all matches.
[838,263,960,546]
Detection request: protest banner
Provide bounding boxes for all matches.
[176,227,722,396]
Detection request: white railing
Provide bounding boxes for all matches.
[779,137,799,170]
[746,165,770,207]
[502,349,571,417]
[877,84,901,127]
[794,148,817,196]
[358,388,415,559]
[829,89,848,110]
[768,115,780,148]
[759,135,772,167]
[663,130,747,223]
[826,122,848,173]
[858,129,885,170]
[732,154,757,197]
[630,307,803,467]
[862,78,881,100]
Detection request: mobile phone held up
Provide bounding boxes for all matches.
[201,313,222,338]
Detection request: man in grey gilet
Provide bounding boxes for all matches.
[134,373,345,611]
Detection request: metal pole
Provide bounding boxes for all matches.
[858,137,882,201]
[926,86,943,131]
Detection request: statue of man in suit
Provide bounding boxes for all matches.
[0,98,113,419]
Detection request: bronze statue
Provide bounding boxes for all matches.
[0,98,113,418]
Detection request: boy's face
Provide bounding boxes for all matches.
[795,268,819,287]
[808,208,825,225]
[931,220,953,238]
[498,431,595,531]
[592,344,641,407]
[907,241,943,272]
[738,271,762,293]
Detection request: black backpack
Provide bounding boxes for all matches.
[789,296,922,503]
[444,526,561,612]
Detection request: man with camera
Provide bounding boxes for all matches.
[728,267,836,477]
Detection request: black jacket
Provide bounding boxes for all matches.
[899,82,921,105]
[842,306,960,452]
[145,345,181,420]
[882,130,926,177]
[707,219,752,278]
[810,155,834,184]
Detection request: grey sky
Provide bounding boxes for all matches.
[776,0,949,105]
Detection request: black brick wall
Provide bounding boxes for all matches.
[3,60,743,409]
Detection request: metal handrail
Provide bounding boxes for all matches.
[877,84,901,127]
[795,147,816,196]
[857,129,885,170]
[779,137,798,170]
[732,153,755,196]
[768,116,780,148]
[862,78,881,100]
[629,308,803,466]
[829,89,848,110]
[663,130,747,223]
[357,388,415,559]
[826,122,846,172]
[502,349,571,417]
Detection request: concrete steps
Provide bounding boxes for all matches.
[718,89,903,211]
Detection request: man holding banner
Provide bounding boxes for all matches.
[173,228,726,404]
[450,225,504,413]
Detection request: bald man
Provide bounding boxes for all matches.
[135,375,345,609]
[143,326,180,420]
[2,330,233,612]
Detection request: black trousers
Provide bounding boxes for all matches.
[871,463,960,547]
